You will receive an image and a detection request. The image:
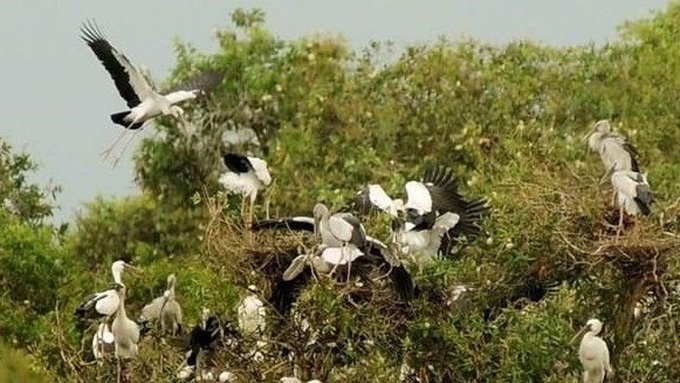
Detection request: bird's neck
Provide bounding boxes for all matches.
[112,270,122,284]
[164,90,196,105]
[117,293,128,318]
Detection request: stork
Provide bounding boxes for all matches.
[75,260,141,357]
[610,170,653,235]
[355,165,489,256]
[587,119,640,174]
[218,152,272,224]
[571,318,613,383]
[111,283,140,383]
[177,309,231,381]
[140,274,183,335]
[80,20,220,163]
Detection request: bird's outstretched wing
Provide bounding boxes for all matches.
[80,20,155,107]
[250,216,315,232]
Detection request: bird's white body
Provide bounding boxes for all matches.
[398,212,460,266]
[611,170,651,216]
[576,319,612,383]
[218,157,271,200]
[237,288,267,336]
[587,120,638,173]
[112,286,140,359]
[320,245,364,265]
[92,322,115,360]
[218,371,237,382]
[140,274,182,334]
[77,260,136,318]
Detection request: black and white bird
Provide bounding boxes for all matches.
[610,170,653,234]
[571,318,612,383]
[355,165,490,257]
[140,274,183,335]
[219,152,272,223]
[80,20,220,162]
[75,260,142,324]
[257,204,417,314]
[587,119,640,174]
[177,309,238,380]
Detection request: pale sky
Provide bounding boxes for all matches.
[0,1,668,224]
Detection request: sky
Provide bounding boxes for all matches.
[0,0,669,224]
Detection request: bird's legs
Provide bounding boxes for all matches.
[101,129,131,160]
[116,357,121,383]
[111,128,144,166]
[616,205,625,239]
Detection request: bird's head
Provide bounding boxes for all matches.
[583,119,610,143]
[586,318,603,334]
[166,273,177,288]
[111,260,143,276]
[570,318,603,344]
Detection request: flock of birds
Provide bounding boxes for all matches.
[73,18,654,383]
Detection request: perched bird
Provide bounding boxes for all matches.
[219,152,272,223]
[75,260,141,329]
[91,322,115,362]
[610,170,653,234]
[257,204,416,314]
[140,274,183,335]
[80,20,221,162]
[111,283,140,383]
[237,285,267,337]
[587,119,640,174]
[178,309,232,381]
[571,318,612,383]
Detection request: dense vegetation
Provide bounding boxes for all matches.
[3,4,680,382]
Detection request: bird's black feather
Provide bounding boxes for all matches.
[250,217,316,232]
[80,20,142,108]
[222,152,253,174]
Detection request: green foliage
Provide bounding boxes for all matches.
[0,139,59,224]
[0,343,51,383]
[7,2,680,382]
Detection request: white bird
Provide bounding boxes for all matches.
[140,274,183,335]
[112,283,140,383]
[587,119,640,174]
[571,318,612,383]
[76,260,141,321]
[80,21,219,162]
[219,152,272,223]
[356,166,489,255]
[91,322,115,362]
[610,170,653,234]
[237,285,267,337]
[396,212,461,267]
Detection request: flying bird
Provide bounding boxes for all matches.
[140,274,183,335]
[610,170,653,235]
[219,152,272,223]
[571,318,613,383]
[354,165,489,255]
[80,20,221,162]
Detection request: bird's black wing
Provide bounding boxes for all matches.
[624,142,641,172]
[268,271,311,316]
[250,217,316,232]
[222,152,252,174]
[80,20,144,107]
[440,197,490,255]
[74,292,107,318]
[421,165,490,255]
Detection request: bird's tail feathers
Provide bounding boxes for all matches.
[110,111,143,130]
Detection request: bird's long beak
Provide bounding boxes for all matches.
[569,325,588,344]
[123,263,143,275]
